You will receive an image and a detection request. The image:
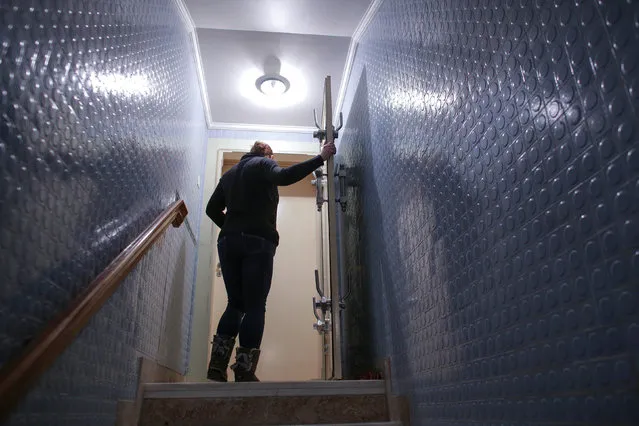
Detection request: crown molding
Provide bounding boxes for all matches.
[334,0,385,117]
[173,0,214,127]
[209,122,317,134]
[173,0,195,31]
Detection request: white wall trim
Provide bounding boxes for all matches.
[209,122,317,134]
[192,30,214,127]
[173,0,195,31]
[174,0,214,127]
[209,138,319,158]
[334,0,385,118]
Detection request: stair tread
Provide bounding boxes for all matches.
[144,380,386,398]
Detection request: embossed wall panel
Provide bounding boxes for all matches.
[0,0,207,424]
[339,1,639,424]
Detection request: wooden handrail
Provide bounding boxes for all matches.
[0,199,189,420]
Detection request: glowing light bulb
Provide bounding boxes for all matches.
[260,78,287,96]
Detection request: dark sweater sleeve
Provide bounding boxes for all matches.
[261,155,325,186]
[205,182,226,228]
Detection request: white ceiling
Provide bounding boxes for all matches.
[183,0,372,128]
[197,28,350,128]
[184,0,372,37]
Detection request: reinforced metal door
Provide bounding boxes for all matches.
[312,76,343,379]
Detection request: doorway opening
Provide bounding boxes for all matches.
[207,151,324,382]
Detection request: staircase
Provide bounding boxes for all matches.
[137,380,401,426]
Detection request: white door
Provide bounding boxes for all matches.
[209,156,322,381]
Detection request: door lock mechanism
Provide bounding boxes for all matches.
[314,296,332,313]
[313,318,330,333]
[312,269,332,333]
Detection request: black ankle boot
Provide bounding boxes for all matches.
[207,335,236,382]
[231,347,261,382]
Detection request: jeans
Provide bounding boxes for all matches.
[215,233,276,349]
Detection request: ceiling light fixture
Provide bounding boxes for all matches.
[239,61,305,108]
[255,74,290,96]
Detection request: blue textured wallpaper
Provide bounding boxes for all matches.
[0,0,207,425]
[339,0,639,424]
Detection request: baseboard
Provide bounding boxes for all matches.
[383,357,411,425]
[115,357,185,426]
